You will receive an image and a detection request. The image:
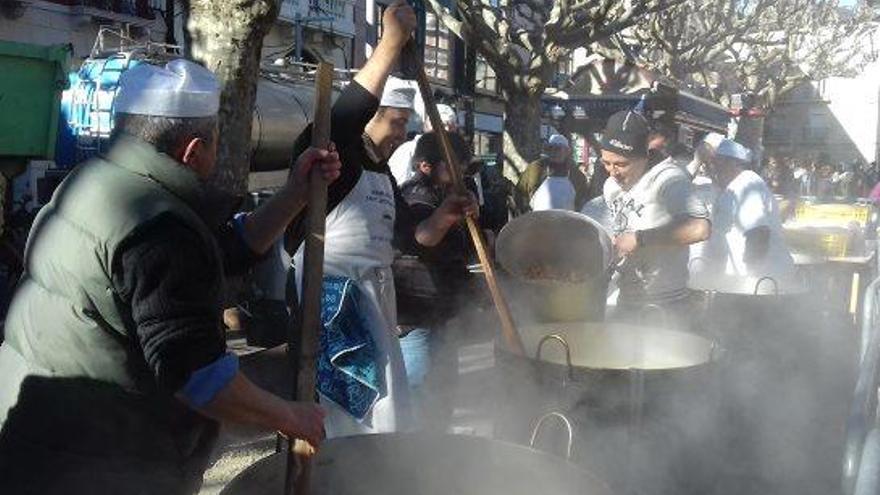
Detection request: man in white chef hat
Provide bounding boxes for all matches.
[0,58,340,494]
[701,138,795,279]
[688,131,726,179]
[388,93,459,186]
[285,1,477,437]
[687,132,726,270]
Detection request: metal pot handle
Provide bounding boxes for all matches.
[709,340,726,363]
[688,256,709,272]
[754,276,779,296]
[529,411,574,460]
[535,333,574,384]
[639,303,670,328]
[796,266,810,288]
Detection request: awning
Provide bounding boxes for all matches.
[543,85,731,135]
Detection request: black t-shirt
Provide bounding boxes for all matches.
[286,81,418,254]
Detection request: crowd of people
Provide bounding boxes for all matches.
[759,154,878,204]
[0,1,831,493]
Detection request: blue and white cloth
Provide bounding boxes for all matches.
[317,276,384,421]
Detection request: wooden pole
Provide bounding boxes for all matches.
[411,66,525,357]
[284,61,334,495]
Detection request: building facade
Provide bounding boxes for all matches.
[0,0,168,59]
[262,0,363,70]
[765,66,880,167]
[0,0,517,166]
[764,29,880,167]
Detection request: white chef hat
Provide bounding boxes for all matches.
[548,134,569,148]
[115,59,220,118]
[701,132,725,150]
[716,139,752,163]
[380,76,416,110]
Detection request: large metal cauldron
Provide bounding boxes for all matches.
[689,270,856,493]
[219,433,614,495]
[687,270,808,353]
[494,322,719,495]
[496,211,612,322]
[497,322,716,414]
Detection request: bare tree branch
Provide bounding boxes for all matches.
[627,0,875,107]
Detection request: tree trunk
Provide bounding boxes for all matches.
[186,0,281,202]
[501,88,544,182]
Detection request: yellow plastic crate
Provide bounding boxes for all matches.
[784,226,854,258]
[794,203,872,227]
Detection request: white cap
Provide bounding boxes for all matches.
[716,139,752,163]
[436,104,457,126]
[115,59,220,118]
[380,76,416,110]
[548,134,569,148]
[701,132,725,150]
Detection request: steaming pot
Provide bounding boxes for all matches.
[496,210,613,322]
[687,270,808,353]
[496,321,717,416]
[687,270,857,493]
[219,433,614,495]
[494,322,719,495]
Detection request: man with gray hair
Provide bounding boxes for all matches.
[0,59,338,494]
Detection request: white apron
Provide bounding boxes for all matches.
[530,175,575,211]
[294,170,412,437]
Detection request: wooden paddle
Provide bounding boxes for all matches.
[406,46,525,357]
[284,61,334,495]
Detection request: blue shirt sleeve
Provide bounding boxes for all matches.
[180,353,240,407]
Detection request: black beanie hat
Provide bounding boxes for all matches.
[599,109,650,158]
[413,131,471,168]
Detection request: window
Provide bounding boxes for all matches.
[805,108,830,141]
[473,131,501,157]
[557,53,575,78]
[372,4,451,82]
[374,3,387,42]
[424,11,451,83]
[476,55,497,94]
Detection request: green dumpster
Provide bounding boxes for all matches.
[0,41,71,169]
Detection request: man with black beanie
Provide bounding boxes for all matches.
[599,109,711,324]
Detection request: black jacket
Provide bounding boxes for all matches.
[393,173,473,327]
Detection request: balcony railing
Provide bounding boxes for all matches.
[47,0,156,20]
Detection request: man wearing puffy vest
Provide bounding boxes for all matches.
[0,59,337,494]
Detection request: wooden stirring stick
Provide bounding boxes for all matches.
[284,61,334,495]
[408,54,525,357]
